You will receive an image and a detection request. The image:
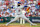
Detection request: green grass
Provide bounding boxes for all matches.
[0,23,6,24]
[0,23,40,27]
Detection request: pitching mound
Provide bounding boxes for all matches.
[0,24,30,27]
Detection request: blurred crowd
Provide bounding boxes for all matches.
[0,0,40,17]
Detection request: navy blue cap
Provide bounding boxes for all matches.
[24,6,28,7]
[18,2,21,4]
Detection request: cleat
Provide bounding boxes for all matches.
[30,23,37,26]
[6,24,8,26]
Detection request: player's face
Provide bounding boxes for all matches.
[18,3,21,7]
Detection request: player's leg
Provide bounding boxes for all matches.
[20,18,22,24]
[22,15,37,25]
[6,15,19,26]
[23,19,25,24]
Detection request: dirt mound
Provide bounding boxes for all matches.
[0,25,30,27]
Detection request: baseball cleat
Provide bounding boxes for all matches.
[30,23,37,26]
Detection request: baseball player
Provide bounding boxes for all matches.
[6,0,37,26]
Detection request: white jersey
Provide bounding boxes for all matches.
[15,5,24,15]
[14,0,24,15]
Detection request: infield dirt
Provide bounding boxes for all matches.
[0,24,31,27]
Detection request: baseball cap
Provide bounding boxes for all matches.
[18,2,21,4]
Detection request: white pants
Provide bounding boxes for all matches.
[6,14,33,25]
[10,14,29,22]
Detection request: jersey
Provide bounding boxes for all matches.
[15,5,24,15]
[14,0,24,15]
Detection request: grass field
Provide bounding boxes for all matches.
[0,23,40,27]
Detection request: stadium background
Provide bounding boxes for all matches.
[0,0,40,27]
